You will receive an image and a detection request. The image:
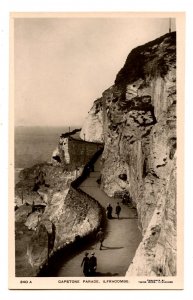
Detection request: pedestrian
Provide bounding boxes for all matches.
[106,203,113,219]
[96,228,105,250]
[89,252,97,276]
[81,252,90,276]
[115,202,121,219]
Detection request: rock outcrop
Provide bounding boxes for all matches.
[15,161,102,276]
[80,32,177,276]
[80,98,104,142]
[26,186,102,274]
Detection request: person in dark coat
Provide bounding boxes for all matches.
[96,228,105,250]
[115,202,121,219]
[106,203,113,219]
[89,252,97,276]
[81,252,90,276]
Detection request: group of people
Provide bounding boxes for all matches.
[106,202,121,219]
[81,227,105,276]
[80,202,122,276]
[81,252,97,276]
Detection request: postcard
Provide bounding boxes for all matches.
[9,12,185,289]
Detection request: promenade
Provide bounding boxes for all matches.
[54,156,142,276]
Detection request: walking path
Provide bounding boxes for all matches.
[54,156,142,277]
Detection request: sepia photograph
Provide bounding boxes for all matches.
[9,12,185,289]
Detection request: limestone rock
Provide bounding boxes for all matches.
[82,32,177,276]
[27,223,49,268]
[25,211,41,230]
[15,205,32,223]
[16,162,102,275]
[80,98,104,142]
[126,157,176,276]
[51,147,61,165]
[26,187,102,270]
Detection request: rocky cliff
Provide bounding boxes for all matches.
[80,32,177,276]
[80,98,104,142]
[15,162,102,276]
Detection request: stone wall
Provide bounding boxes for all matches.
[52,132,103,170]
[68,138,103,169]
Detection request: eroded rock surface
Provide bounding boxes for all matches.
[80,98,104,142]
[81,32,177,276]
[15,163,102,276]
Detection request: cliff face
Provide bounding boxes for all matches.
[80,98,104,142]
[15,163,102,276]
[80,32,176,276]
[26,186,102,274]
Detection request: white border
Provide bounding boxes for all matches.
[0,0,193,299]
[8,11,184,291]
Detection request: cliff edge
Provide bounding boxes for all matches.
[80,32,177,276]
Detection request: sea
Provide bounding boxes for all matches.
[14,126,77,182]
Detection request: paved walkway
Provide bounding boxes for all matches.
[54,157,142,277]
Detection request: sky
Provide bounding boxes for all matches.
[14,15,175,127]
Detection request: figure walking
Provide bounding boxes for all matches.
[106,203,113,219]
[115,202,121,219]
[96,228,105,250]
[89,252,97,276]
[81,252,90,276]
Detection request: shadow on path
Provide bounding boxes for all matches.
[101,246,124,250]
[38,206,107,277]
